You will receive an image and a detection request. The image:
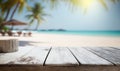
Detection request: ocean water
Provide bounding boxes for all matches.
[37,30,120,36]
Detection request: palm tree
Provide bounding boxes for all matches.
[9,0,29,30]
[0,0,3,8]
[0,0,29,21]
[10,0,29,20]
[26,3,47,30]
[1,0,31,30]
[0,17,4,29]
[0,0,17,21]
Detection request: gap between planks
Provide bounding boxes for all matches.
[67,47,81,65]
[45,47,79,66]
[91,47,120,62]
[68,47,112,65]
[83,47,117,66]
[43,47,52,66]
[8,47,52,65]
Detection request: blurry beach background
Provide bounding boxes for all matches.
[0,0,120,47]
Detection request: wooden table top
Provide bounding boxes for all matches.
[0,46,120,66]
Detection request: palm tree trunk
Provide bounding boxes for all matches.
[10,2,19,20]
[4,8,10,21]
[35,20,40,30]
[10,2,19,30]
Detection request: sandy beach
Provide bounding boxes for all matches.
[1,33,120,47]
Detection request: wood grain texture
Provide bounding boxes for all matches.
[10,47,51,65]
[0,46,34,64]
[0,47,120,71]
[99,47,120,56]
[45,47,79,66]
[85,47,120,65]
[0,65,120,71]
[93,47,120,61]
[110,47,120,50]
[69,47,112,65]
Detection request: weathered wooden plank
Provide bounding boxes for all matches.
[45,47,79,66]
[0,65,120,71]
[0,46,34,64]
[0,53,4,56]
[100,47,120,53]
[69,47,112,65]
[85,47,120,65]
[94,47,120,60]
[110,47,120,50]
[10,47,51,65]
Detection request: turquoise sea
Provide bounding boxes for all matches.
[36,30,120,37]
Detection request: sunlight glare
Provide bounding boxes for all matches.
[79,0,94,8]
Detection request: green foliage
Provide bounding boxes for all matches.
[17,0,28,13]
[0,0,30,21]
[43,0,120,12]
[3,26,9,32]
[0,17,3,24]
[43,0,61,9]
[0,17,9,32]
[98,0,108,10]
[0,0,119,30]
[1,0,17,14]
[26,3,48,30]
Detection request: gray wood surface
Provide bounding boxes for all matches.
[0,46,34,64]
[9,47,51,65]
[85,47,120,65]
[45,47,79,66]
[69,47,112,65]
[0,46,120,71]
[99,47,120,56]
[94,47,120,61]
[110,47,120,50]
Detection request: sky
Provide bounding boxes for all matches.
[13,0,120,31]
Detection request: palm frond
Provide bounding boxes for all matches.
[18,2,25,13]
[29,19,34,25]
[26,14,34,19]
[42,0,61,9]
[98,0,108,10]
[26,2,48,30]
[110,0,116,3]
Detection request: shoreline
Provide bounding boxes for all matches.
[0,33,120,47]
